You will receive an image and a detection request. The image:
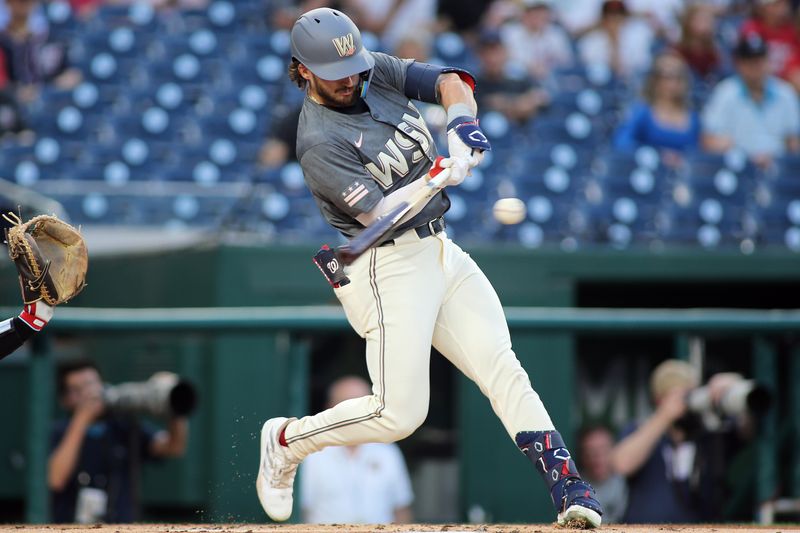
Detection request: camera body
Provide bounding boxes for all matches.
[104,372,197,419]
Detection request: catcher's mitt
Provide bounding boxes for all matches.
[3,213,88,305]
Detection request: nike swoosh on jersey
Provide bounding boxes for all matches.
[354,132,363,148]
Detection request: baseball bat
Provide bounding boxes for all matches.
[336,156,450,265]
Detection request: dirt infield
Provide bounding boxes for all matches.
[2,524,799,533]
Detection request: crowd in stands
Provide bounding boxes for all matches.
[0,0,799,251]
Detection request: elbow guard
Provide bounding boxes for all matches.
[404,62,476,104]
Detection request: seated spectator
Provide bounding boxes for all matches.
[348,0,436,53]
[740,0,799,81]
[49,360,189,523]
[578,425,628,524]
[0,0,47,34]
[577,0,654,79]
[0,0,81,103]
[702,33,800,166]
[552,0,605,37]
[614,52,700,161]
[300,376,414,524]
[258,104,302,168]
[474,29,549,125]
[500,0,574,81]
[626,0,686,41]
[393,32,432,62]
[675,4,725,82]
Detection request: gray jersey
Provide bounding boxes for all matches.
[296,52,448,239]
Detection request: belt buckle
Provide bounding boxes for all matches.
[427,218,440,236]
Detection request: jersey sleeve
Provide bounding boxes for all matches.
[370,51,414,94]
[301,142,383,218]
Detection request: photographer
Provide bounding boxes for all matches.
[48,359,189,523]
[611,359,756,523]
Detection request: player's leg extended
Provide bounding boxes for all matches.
[431,236,602,528]
[258,235,445,521]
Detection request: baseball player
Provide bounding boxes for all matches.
[256,8,603,528]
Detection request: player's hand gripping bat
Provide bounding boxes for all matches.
[336,156,450,265]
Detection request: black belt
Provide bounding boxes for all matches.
[380,217,445,246]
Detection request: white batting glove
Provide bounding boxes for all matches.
[447,128,485,169]
[18,301,54,332]
[438,157,470,187]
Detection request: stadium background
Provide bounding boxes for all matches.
[0,0,799,527]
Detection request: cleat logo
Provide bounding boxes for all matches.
[534,442,544,452]
[551,470,559,481]
[332,33,355,57]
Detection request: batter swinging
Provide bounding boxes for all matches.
[257,8,603,528]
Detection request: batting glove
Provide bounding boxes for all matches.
[447,117,492,169]
[438,157,470,187]
[18,301,54,332]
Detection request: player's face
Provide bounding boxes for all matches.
[309,72,360,107]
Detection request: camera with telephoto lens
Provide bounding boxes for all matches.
[104,372,198,418]
[685,375,771,431]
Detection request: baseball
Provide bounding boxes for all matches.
[493,198,527,225]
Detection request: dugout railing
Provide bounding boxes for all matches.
[11,306,800,524]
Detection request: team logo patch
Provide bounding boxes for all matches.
[332,33,355,57]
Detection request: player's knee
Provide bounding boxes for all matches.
[381,401,428,440]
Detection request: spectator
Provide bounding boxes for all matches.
[500,0,574,81]
[614,51,701,160]
[611,359,755,523]
[702,33,800,166]
[740,0,799,81]
[552,0,605,36]
[393,32,432,62]
[300,376,414,524]
[578,425,628,524]
[348,0,436,52]
[258,104,302,168]
[475,29,549,125]
[626,0,686,41]
[48,360,189,523]
[577,0,654,79]
[0,0,81,103]
[675,4,724,82]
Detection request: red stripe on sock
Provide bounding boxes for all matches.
[278,426,288,447]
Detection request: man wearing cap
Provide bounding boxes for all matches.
[254,7,604,529]
[702,33,800,166]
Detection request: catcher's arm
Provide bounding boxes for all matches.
[0,302,53,360]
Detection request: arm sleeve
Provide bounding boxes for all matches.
[300,143,383,218]
[701,86,730,136]
[783,87,800,136]
[0,316,34,361]
[613,104,646,152]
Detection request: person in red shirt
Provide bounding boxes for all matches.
[740,0,799,80]
[675,4,723,82]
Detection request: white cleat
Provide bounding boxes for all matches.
[558,504,603,529]
[256,417,299,522]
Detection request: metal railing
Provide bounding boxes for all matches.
[15,306,800,523]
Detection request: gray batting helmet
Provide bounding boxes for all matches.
[290,8,375,81]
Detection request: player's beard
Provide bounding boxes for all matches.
[311,78,359,107]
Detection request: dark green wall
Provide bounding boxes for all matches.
[1,244,799,523]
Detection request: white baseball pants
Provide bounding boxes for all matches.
[284,229,555,460]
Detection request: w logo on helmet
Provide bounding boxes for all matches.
[332,33,355,57]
